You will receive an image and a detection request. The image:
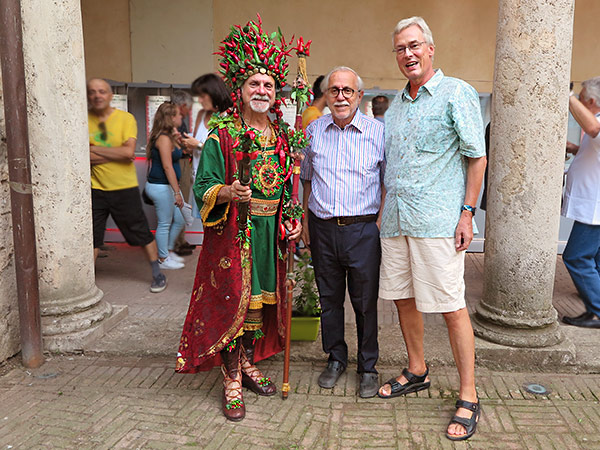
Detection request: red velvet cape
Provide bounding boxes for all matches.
[176,127,289,373]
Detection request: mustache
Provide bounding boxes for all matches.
[251,94,270,101]
[334,101,350,107]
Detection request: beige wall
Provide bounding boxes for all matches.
[572,0,600,83]
[81,0,132,81]
[129,0,214,84]
[81,0,599,92]
[213,0,498,92]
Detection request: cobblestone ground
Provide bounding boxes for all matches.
[1,355,600,449]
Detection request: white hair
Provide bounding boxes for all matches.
[582,76,600,105]
[322,66,364,92]
[393,16,435,46]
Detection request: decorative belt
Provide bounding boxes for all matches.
[324,214,378,226]
[250,198,279,217]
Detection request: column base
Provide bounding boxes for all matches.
[41,286,128,352]
[472,311,564,348]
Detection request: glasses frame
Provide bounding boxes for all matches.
[327,86,358,99]
[392,41,427,56]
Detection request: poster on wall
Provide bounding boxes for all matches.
[189,96,203,137]
[110,94,128,112]
[145,95,171,140]
[280,102,297,128]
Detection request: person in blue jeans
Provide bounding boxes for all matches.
[562,76,600,328]
[145,102,186,270]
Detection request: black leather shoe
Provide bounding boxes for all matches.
[359,373,379,398]
[318,361,345,389]
[563,311,600,328]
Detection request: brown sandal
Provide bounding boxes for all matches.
[240,352,277,396]
[221,365,245,421]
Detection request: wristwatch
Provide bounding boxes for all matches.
[461,204,476,215]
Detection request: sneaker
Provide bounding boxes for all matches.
[169,251,185,263]
[159,256,184,270]
[150,273,167,293]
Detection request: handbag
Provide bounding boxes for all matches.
[142,188,154,206]
[141,161,154,205]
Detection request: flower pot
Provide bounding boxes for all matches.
[290,316,320,341]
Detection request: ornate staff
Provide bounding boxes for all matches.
[282,37,312,400]
[234,129,259,241]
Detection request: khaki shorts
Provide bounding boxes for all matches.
[379,235,466,313]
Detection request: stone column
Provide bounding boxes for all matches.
[472,0,575,347]
[20,0,113,351]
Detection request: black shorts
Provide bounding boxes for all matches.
[92,187,154,248]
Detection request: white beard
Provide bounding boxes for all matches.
[249,100,270,113]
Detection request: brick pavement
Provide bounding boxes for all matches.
[2,244,598,448]
[1,354,600,449]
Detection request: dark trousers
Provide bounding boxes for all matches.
[308,211,380,373]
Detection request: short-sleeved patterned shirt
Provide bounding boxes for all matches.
[381,69,485,238]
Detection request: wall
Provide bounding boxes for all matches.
[213,0,498,92]
[81,1,599,92]
[0,71,21,362]
[571,0,600,84]
[129,0,214,84]
[81,0,132,81]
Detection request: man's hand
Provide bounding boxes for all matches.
[566,141,579,155]
[300,216,310,247]
[454,211,474,252]
[284,219,302,241]
[230,179,252,203]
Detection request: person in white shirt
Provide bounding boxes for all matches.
[562,76,600,328]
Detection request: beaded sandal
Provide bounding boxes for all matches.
[221,365,245,421]
[240,352,276,396]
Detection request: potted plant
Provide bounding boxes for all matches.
[291,251,321,341]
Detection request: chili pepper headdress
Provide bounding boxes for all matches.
[215,14,307,124]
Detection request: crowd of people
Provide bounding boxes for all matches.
[87,13,600,443]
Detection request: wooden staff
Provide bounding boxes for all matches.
[236,151,252,232]
[282,42,311,400]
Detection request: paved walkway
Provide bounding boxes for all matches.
[2,354,600,448]
[2,244,600,449]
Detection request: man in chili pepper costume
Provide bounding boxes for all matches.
[176,16,303,422]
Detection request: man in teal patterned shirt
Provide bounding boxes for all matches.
[376,17,486,442]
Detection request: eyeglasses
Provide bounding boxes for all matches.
[327,87,358,99]
[392,41,427,56]
[98,122,107,141]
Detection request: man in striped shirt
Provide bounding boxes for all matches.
[300,66,385,398]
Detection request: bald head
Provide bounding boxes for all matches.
[87,78,113,115]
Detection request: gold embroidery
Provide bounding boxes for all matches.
[199,246,252,358]
[250,198,279,216]
[210,271,217,288]
[249,294,265,309]
[193,319,205,336]
[262,290,277,305]
[201,184,230,227]
[219,257,232,269]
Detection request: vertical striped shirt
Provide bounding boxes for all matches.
[300,110,385,219]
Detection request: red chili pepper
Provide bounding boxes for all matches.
[279,223,286,240]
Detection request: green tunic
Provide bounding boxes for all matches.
[194,130,287,310]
